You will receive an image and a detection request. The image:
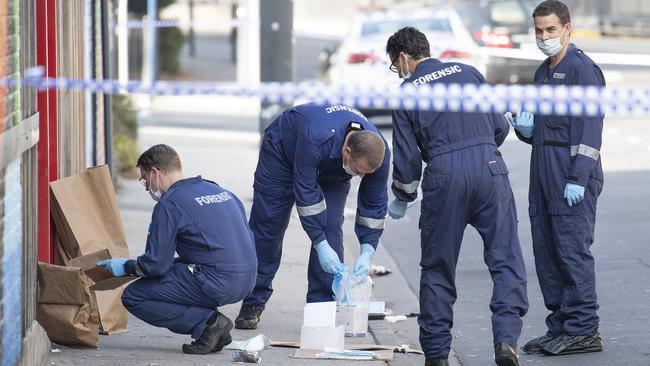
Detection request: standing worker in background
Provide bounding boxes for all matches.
[385,27,528,366]
[97,144,257,355]
[234,103,390,330]
[506,0,605,356]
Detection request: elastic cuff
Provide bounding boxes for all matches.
[311,234,327,248]
[124,259,137,275]
[566,177,585,187]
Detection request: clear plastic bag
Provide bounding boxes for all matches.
[333,268,373,336]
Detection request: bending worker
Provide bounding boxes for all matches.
[97,144,257,355]
[385,27,528,366]
[507,0,605,357]
[235,102,390,330]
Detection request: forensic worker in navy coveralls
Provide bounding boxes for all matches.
[96,144,257,355]
[385,27,528,366]
[506,1,605,357]
[234,103,390,330]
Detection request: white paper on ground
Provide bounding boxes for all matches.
[303,301,336,327]
[368,301,385,315]
[385,315,407,323]
[224,334,271,352]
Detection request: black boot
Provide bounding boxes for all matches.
[495,343,519,366]
[541,331,603,356]
[424,358,449,366]
[235,305,264,330]
[182,311,233,355]
[521,333,559,355]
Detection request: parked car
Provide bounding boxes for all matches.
[325,8,487,116]
[452,0,541,83]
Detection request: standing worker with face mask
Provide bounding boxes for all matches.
[505,0,606,357]
[96,144,257,355]
[234,102,390,330]
[385,27,528,366]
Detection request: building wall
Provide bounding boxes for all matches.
[0,0,24,364]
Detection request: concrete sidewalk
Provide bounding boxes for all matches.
[46,117,427,366]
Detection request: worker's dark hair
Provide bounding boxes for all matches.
[348,131,385,170]
[385,27,431,62]
[533,0,571,26]
[137,144,182,173]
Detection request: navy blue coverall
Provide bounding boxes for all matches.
[242,103,390,307]
[121,177,257,339]
[392,59,528,359]
[516,44,605,337]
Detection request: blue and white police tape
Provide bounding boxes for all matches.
[7,72,650,117]
[108,19,257,30]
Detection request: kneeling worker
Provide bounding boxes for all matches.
[97,144,257,354]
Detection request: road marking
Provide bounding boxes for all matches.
[139,126,260,143]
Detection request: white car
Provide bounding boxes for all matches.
[326,8,488,91]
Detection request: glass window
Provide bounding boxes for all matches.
[361,18,452,36]
[489,1,526,24]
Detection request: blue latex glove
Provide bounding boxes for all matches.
[353,244,375,279]
[505,111,535,138]
[96,258,129,277]
[388,199,408,219]
[564,183,585,207]
[314,240,343,275]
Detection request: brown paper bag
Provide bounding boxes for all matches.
[50,165,130,334]
[68,249,136,293]
[37,262,100,348]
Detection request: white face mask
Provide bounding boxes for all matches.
[537,27,567,57]
[342,154,358,177]
[399,55,412,79]
[148,172,163,202]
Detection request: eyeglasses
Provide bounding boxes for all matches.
[139,170,150,187]
[389,55,399,73]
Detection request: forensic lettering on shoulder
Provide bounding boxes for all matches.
[194,191,232,206]
[324,104,368,121]
[413,65,462,86]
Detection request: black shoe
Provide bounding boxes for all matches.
[521,333,559,355]
[212,333,232,353]
[235,305,263,330]
[424,359,449,366]
[182,311,233,355]
[495,343,519,366]
[541,331,603,356]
